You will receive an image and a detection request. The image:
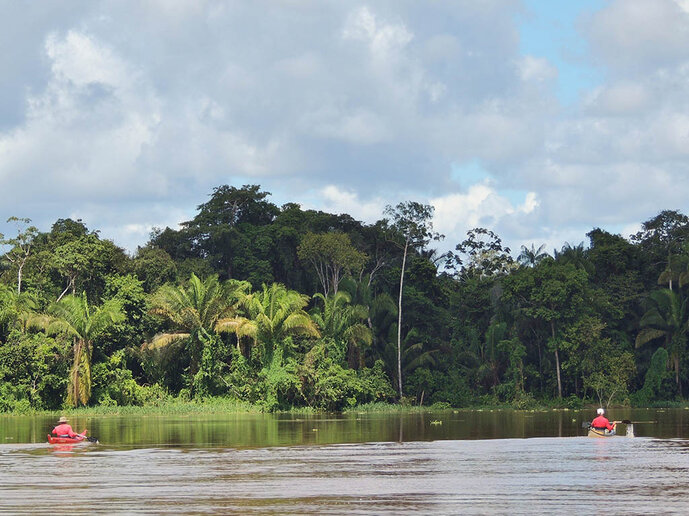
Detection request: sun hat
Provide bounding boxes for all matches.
[57,416,69,424]
[596,408,604,415]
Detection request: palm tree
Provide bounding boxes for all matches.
[340,277,397,369]
[554,242,594,274]
[311,291,372,367]
[661,254,689,291]
[517,244,548,267]
[219,283,319,368]
[47,293,124,406]
[145,274,250,393]
[402,328,439,373]
[0,285,43,336]
[636,289,689,396]
[219,283,319,410]
[482,321,509,387]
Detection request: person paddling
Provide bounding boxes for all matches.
[591,408,616,435]
[52,416,80,439]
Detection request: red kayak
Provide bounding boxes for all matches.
[47,430,89,444]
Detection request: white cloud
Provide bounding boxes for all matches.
[308,185,386,223]
[0,30,161,203]
[45,30,131,89]
[430,183,539,250]
[517,55,557,83]
[675,0,689,14]
[302,106,391,145]
[584,82,650,115]
[342,6,413,60]
[584,0,689,73]
[1,1,689,257]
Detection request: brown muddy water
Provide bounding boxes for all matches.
[2,408,689,514]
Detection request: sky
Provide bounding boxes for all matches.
[1,0,689,257]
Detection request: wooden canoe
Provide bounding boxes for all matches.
[587,427,616,438]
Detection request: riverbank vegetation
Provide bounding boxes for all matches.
[1,185,688,413]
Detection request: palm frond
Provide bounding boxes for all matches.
[635,328,667,348]
[144,332,191,350]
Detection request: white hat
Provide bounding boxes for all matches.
[596,408,604,415]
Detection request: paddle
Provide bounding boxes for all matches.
[53,430,98,443]
[584,419,655,426]
[77,429,99,443]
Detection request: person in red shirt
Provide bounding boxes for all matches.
[52,416,80,438]
[591,408,616,434]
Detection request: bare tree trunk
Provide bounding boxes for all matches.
[552,321,562,398]
[396,238,409,399]
[676,354,682,397]
[68,339,82,407]
[57,285,70,303]
[56,277,75,303]
[537,342,542,392]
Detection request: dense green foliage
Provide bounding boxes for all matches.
[1,186,689,411]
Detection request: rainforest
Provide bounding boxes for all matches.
[0,184,686,413]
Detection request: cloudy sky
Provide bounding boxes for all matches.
[1,0,688,256]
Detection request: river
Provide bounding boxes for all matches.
[2,408,689,514]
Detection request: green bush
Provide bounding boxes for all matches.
[256,353,301,412]
[406,367,473,408]
[0,383,33,413]
[511,391,538,410]
[0,333,68,410]
[223,347,257,401]
[92,350,146,406]
[632,348,676,405]
[300,343,394,411]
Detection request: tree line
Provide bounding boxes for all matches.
[0,185,686,412]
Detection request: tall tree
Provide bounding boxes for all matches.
[448,227,514,279]
[146,274,250,394]
[311,291,372,366]
[518,243,548,268]
[297,232,368,297]
[554,242,594,275]
[219,283,319,368]
[0,285,43,338]
[47,293,124,406]
[179,184,280,280]
[1,217,39,294]
[502,261,589,398]
[219,283,320,410]
[632,210,689,290]
[384,201,442,398]
[636,288,689,395]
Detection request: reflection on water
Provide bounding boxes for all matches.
[2,409,689,514]
[4,408,689,447]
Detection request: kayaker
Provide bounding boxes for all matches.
[591,408,616,434]
[52,416,79,438]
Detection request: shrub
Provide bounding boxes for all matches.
[92,350,145,406]
[429,401,452,411]
[0,333,68,410]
